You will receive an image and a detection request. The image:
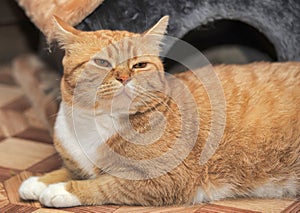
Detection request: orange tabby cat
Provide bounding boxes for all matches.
[19,15,300,208]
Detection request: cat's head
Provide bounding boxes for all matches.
[53,16,169,114]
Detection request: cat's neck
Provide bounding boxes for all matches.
[57,102,123,141]
[58,97,173,141]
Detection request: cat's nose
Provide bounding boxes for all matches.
[116,75,131,85]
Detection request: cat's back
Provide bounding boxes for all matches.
[176,61,300,110]
[175,61,300,149]
[215,61,300,91]
[214,62,300,123]
[175,61,300,91]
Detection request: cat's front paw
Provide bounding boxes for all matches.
[39,183,81,207]
[19,177,47,200]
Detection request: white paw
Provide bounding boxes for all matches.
[39,183,81,207]
[19,177,47,200]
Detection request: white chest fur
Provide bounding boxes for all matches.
[54,102,120,178]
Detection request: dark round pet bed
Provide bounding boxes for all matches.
[38,0,300,71]
[77,0,300,62]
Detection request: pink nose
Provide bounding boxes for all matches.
[116,75,131,84]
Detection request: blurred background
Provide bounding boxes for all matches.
[0,0,39,65]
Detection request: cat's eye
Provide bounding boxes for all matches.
[94,59,112,68]
[132,62,148,69]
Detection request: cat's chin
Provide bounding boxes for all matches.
[95,93,139,115]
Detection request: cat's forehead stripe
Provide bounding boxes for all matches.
[93,34,142,63]
[107,46,113,58]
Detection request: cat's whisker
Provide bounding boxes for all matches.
[130,90,162,117]
[98,86,121,94]
[138,96,159,115]
[99,82,121,89]
[97,84,121,92]
[132,85,177,115]
[98,90,120,97]
[129,88,176,117]
[49,112,59,119]
[130,88,160,104]
[98,84,115,89]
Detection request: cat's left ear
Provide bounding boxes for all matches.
[142,16,169,50]
[144,16,169,37]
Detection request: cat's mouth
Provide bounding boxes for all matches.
[97,84,133,100]
[95,78,168,114]
[96,86,141,114]
[114,86,132,98]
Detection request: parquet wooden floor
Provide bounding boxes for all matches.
[0,57,299,212]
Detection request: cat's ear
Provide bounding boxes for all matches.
[143,16,169,37]
[142,16,169,52]
[52,16,81,48]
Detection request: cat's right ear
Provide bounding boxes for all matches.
[52,16,80,48]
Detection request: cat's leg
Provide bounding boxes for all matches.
[19,167,72,201]
[39,174,181,207]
